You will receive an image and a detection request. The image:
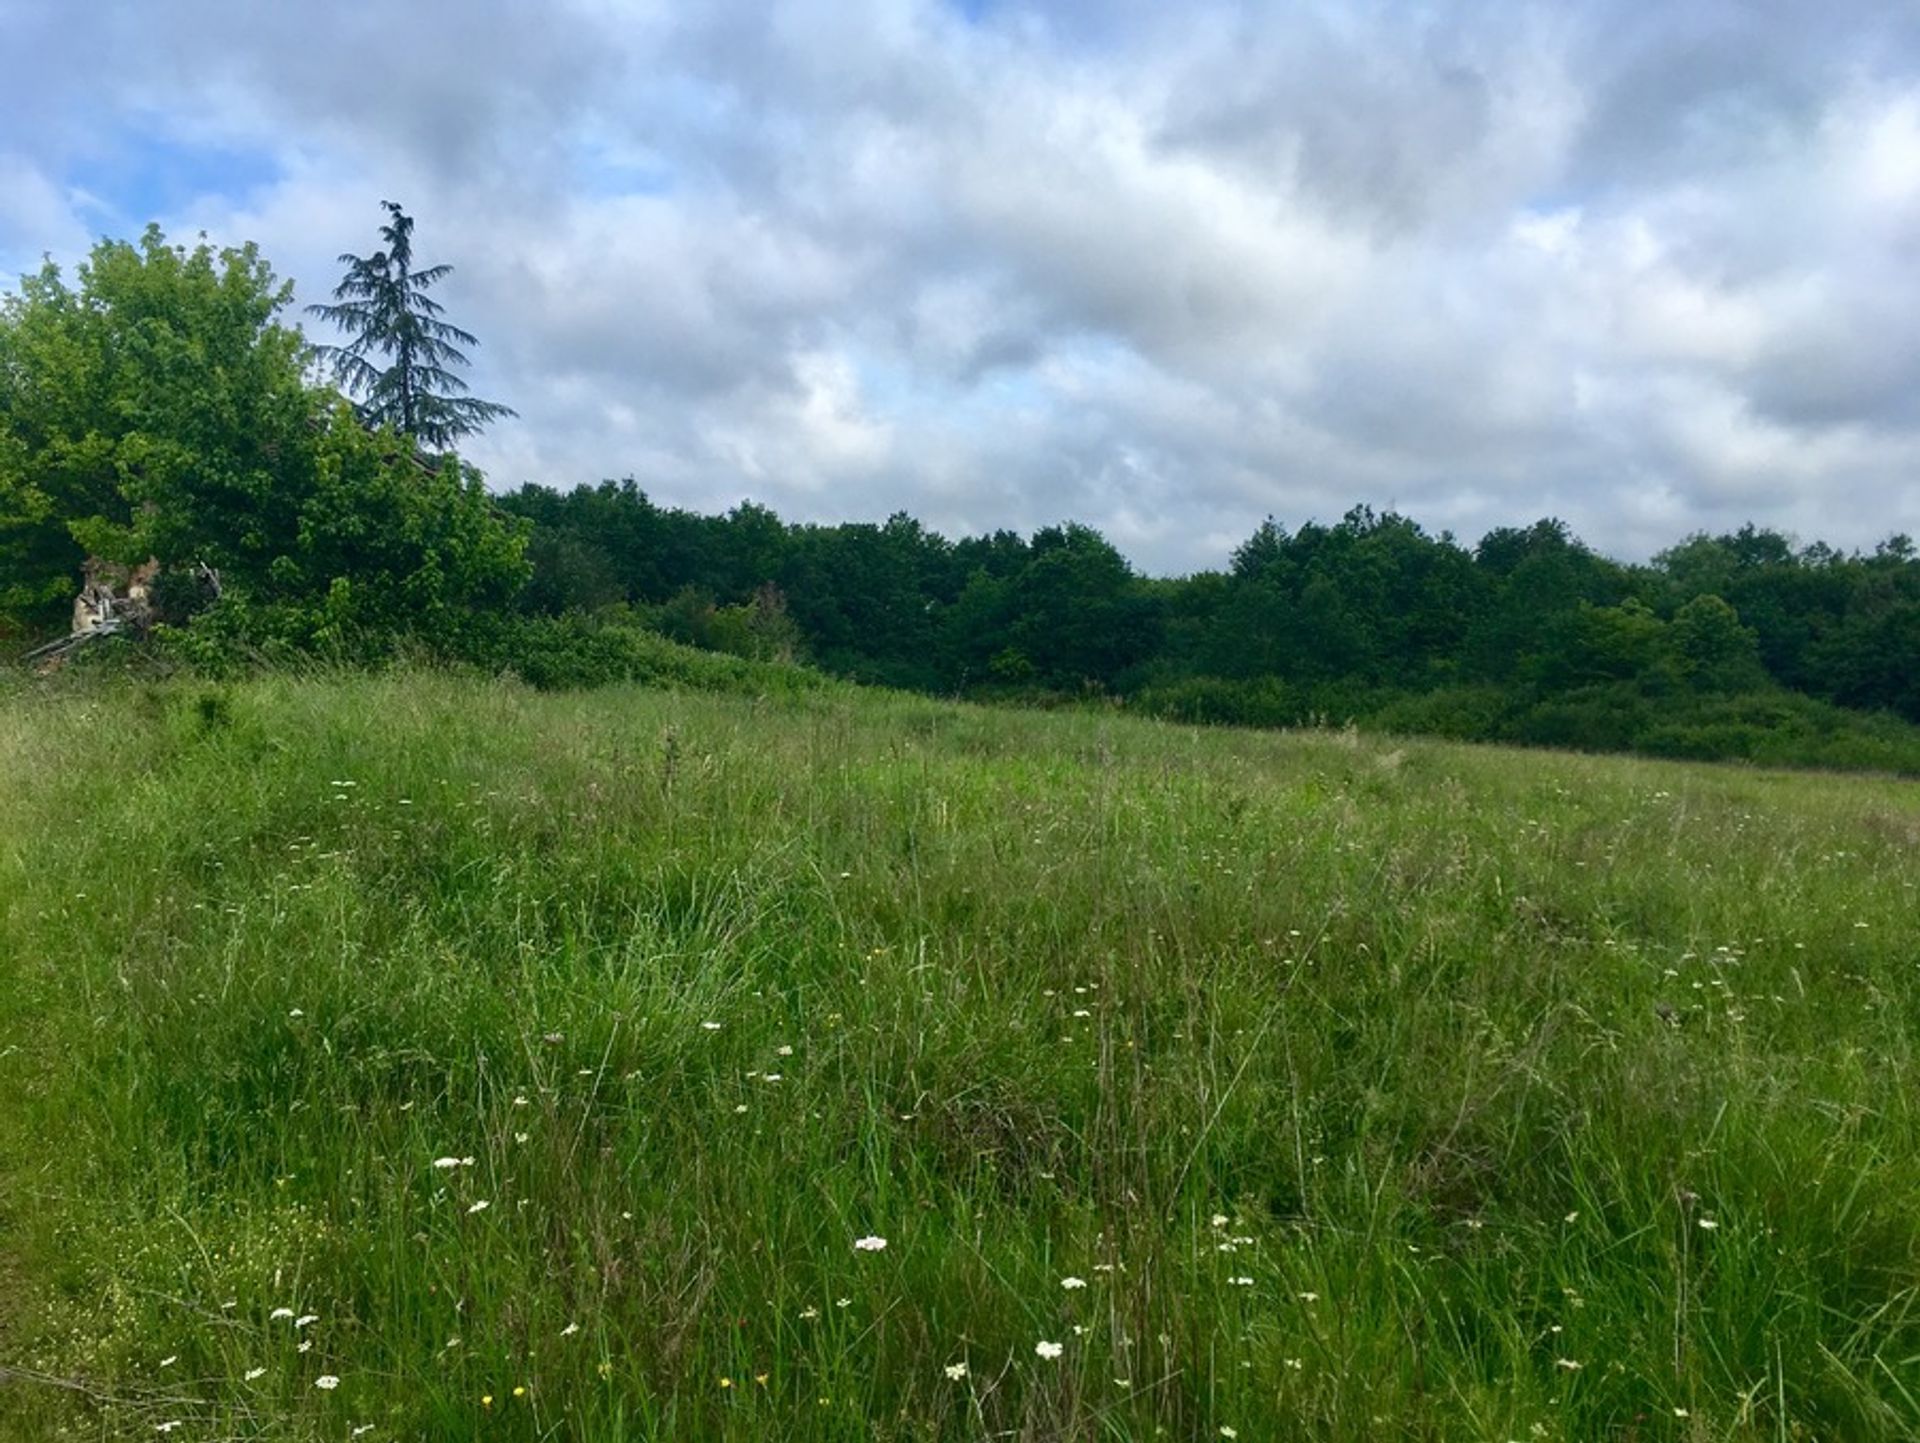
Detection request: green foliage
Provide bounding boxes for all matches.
[642,584,805,664]
[1003,523,1157,687]
[465,611,828,694]
[271,404,529,640]
[9,223,1920,780]
[0,226,529,655]
[497,482,1920,773]
[1668,593,1764,692]
[307,202,515,447]
[0,227,311,627]
[1528,598,1667,690]
[99,404,531,662]
[1365,683,1515,740]
[1131,674,1303,728]
[7,674,1920,1438]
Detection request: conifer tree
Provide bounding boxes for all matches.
[308,202,514,448]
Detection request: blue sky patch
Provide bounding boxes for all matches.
[567,138,675,199]
[68,124,281,229]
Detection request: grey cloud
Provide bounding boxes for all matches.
[7,0,1920,571]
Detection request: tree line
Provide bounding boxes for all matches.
[499,483,1920,767]
[4,219,1919,772]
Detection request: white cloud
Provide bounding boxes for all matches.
[5,0,1920,569]
[0,154,91,271]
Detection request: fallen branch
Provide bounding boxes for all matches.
[20,623,124,664]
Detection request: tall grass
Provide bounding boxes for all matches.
[2,671,1918,1440]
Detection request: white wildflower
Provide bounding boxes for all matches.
[1035,1340,1063,1360]
[944,1362,969,1380]
[467,1199,490,1214]
[1060,1276,1087,1290]
[245,1366,267,1380]
[853,1235,888,1252]
[315,1373,340,1389]
[270,1307,294,1320]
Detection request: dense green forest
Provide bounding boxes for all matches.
[498,482,1920,767]
[5,225,1920,772]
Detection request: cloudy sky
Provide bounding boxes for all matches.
[5,0,1920,572]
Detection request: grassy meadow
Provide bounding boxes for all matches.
[2,670,1918,1440]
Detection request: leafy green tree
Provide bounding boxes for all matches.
[940,567,1017,686]
[501,480,674,605]
[1806,574,1920,719]
[0,223,528,650]
[1004,523,1157,688]
[1230,518,1288,579]
[0,226,312,630]
[1667,594,1764,692]
[1529,598,1667,690]
[230,401,529,648]
[706,501,789,599]
[518,528,627,614]
[775,513,946,687]
[1465,519,1630,681]
[308,202,514,448]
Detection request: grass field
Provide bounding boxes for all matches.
[2,671,1918,1440]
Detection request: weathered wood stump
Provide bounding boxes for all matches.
[22,558,220,668]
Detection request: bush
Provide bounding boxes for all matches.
[1502,683,1656,753]
[1129,675,1303,728]
[1366,685,1515,740]
[459,612,829,696]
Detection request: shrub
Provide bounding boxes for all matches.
[460,612,829,696]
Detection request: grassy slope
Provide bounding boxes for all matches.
[1,672,1918,1441]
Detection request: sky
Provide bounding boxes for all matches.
[5,0,1920,574]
